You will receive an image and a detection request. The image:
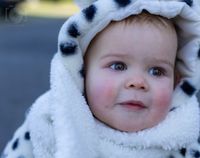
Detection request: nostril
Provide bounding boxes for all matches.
[128,84,146,90]
[125,78,148,90]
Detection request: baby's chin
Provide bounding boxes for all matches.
[104,117,166,133]
[101,121,147,133]
[109,125,153,133]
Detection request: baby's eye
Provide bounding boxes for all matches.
[110,62,127,71]
[149,67,165,77]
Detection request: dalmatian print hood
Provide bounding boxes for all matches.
[25,0,200,158]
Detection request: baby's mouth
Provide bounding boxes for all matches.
[118,100,146,110]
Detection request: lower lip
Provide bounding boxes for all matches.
[120,104,145,110]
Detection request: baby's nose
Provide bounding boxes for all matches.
[125,75,149,91]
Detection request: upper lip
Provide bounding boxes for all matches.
[118,100,146,108]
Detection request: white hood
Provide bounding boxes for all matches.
[26,0,200,158]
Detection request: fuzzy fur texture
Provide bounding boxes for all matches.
[2,0,200,158]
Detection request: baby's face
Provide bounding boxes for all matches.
[85,21,177,132]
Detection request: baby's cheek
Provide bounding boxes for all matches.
[154,87,173,110]
[94,79,116,102]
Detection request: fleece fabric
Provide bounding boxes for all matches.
[2,0,200,158]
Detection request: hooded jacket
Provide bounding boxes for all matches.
[2,0,200,158]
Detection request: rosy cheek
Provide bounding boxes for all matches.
[86,67,119,110]
[153,87,173,111]
[96,79,116,101]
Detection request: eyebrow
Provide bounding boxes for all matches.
[100,54,127,60]
[151,58,174,69]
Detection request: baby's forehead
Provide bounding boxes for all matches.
[89,13,176,47]
[90,16,176,47]
[87,19,177,59]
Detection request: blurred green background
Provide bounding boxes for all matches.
[0,0,78,154]
[0,0,78,19]
[19,0,78,18]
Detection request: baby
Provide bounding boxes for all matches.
[2,0,200,158]
[85,12,178,132]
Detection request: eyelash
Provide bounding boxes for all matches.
[109,61,127,71]
[148,67,166,77]
[108,61,166,77]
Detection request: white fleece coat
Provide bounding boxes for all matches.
[2,0,200,158]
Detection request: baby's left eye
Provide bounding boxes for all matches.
[148,67,165,77]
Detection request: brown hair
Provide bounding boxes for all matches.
[112,12,176,33]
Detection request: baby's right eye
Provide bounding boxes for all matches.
[110,62,127,71]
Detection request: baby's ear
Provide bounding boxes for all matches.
[74,0,97,9]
